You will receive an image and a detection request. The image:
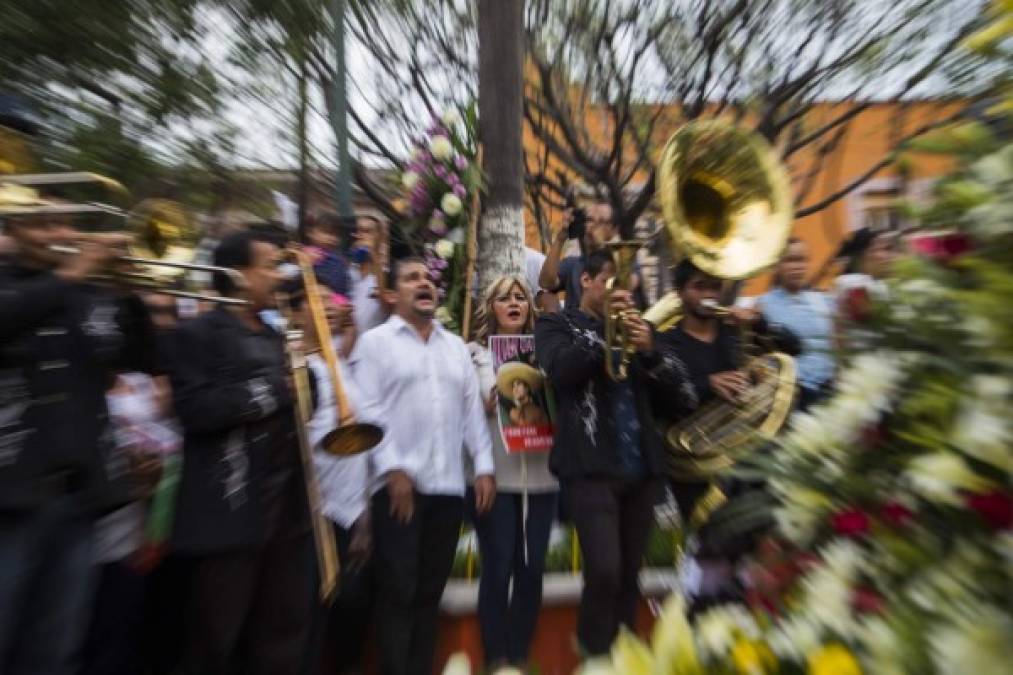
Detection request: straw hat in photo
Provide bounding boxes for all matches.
[496,362,544,400]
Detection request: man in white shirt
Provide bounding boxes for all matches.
[351,257,496,675]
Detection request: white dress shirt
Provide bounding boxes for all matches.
[306,354,370,528]
[350,314,494,496]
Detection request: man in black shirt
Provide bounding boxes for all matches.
[169,230,314,675]
[654,259,799,611]
[535,249,694,657]
[0,209,154,675]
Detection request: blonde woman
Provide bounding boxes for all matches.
[467,276,559,671]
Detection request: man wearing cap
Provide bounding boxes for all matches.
[0,194,155,675]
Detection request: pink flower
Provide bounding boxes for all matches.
[831,509,871,537]
[852,586,886,614]
[453,183,467,199]
[454,155,468,171]
[909,231,973,264]
[964,490,1013,530]
[841,286,872,324]
[880,501,915,528]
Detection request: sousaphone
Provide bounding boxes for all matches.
[643,120,797,484]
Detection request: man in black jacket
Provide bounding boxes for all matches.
[534,249,695,657]
[169,230,314,675]
[0,212,154,675]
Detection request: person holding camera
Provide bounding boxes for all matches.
[538,200,640,310]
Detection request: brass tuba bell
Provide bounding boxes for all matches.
[643,120,794,330]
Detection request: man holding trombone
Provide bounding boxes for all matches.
[0,201,157,675]
[166,228,323,675]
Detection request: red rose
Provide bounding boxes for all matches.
[852,586,886,614]
[841,286,872,323]
[909,231,973,264]
[880,501,915,528]
[964,490,1013,530]
[831,509,871,537]
[861,423,886,449]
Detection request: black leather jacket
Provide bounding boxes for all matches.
[534,308,696,481]
[0,258,154,514]
[168,306,309,554]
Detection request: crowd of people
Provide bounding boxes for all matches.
[0,195,898,675]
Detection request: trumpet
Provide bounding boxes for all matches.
[603,240,643,382]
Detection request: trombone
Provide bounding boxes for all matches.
[1,173,246,305]
[46,240,249,306]
[277,246,383,604]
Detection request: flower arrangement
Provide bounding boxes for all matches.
[400,103,483,333]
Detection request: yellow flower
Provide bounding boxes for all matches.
[731,639,776,675]
[610,629,652,675]
[807,643,862,675]
[650,594,702,674]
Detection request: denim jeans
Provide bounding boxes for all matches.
[470,491,557,667]
[0,497,97,675]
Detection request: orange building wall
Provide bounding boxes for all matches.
[522,99,962,293]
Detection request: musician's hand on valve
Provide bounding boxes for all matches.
[474,474,496,515]
[622,311,654,354]
[609,289,634,314]
[386,470,415,524]
[709,370,749,403]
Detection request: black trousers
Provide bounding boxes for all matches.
[80,559,147,675]
[179,529,316,675]
[564,477,661,656]
[315,521,374,675]
[371,488,463,675]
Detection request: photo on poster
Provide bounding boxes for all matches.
[488,334,555,453]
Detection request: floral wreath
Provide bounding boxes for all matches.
[400,103,483,334]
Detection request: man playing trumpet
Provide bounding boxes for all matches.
[534,248,695,658]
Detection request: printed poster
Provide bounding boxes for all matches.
[488,335,555,453]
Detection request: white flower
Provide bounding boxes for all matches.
[447,227,466,244]
[435,306,453,324]
[931,607,1013,675]
[441,108,462,127]
[799,540,865,639]
[768,616,821,660]
[858,617,907,675]
[441,653,471,675]
[905,452,993,504]
[774,506,819,546]
[430,135,453,160]
[434,239,455,259]
[402,171,420,190]
[441,193,463,216]
[575,657,616,675]
[820,539,866,579]
[694,604,759,658]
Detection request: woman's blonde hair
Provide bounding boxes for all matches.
[472,275,536,346]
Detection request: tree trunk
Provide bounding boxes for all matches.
[296,56,310,240]
[476,0,526,295]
